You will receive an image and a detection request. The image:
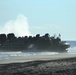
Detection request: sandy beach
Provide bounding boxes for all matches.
[0,53,76,64]
[0,54,76,75]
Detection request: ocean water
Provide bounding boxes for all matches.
[0,41,76,60]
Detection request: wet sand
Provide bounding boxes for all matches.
[0,53,76,64]
[0,54,76,75]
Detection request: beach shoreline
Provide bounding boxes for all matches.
[0,54,76,75]
[0,53,76,64]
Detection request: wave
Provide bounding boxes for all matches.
[67,47,76,54]
[0,51,58,57]
[0,47,76,60]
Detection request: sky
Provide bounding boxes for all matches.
[0,0,76,40]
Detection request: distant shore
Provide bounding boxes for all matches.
[0,54,76,75]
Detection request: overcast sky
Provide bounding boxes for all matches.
[0,0,76,40]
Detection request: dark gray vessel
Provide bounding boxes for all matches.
[0,33,70,52]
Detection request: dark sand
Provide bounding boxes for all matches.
[0,57,76,75]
